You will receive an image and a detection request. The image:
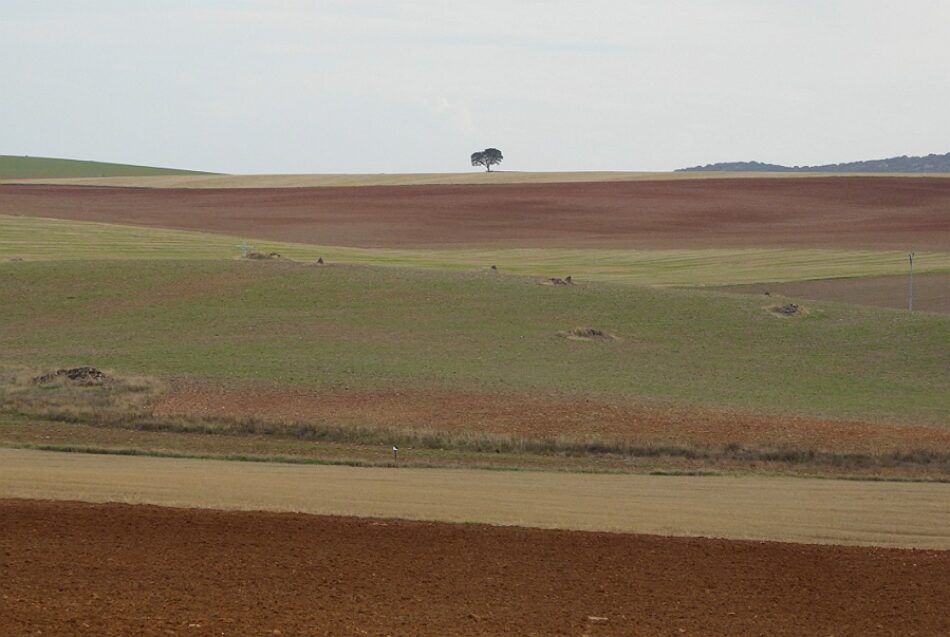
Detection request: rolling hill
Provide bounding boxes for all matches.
[679,151,950,173]
[0,155,217,179]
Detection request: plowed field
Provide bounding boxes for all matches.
[2,499,948,636]
[3,177,949,249]
[153,381,950,456]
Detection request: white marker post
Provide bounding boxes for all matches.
[238,242,249,258]
[908,252,915,312]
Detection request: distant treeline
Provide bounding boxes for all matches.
[678,152,950,173]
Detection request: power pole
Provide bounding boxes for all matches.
[908,252,915,312]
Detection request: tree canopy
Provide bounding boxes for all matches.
[471,148,503,172]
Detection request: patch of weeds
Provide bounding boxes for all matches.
[557,327,618,341]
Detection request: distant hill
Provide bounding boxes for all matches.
[678,152,950,173]
[0,155,218,179]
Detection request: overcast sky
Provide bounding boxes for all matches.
[3,1,949,173]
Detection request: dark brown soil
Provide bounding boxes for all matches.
[1,499,947,636]
[2,177,949,249]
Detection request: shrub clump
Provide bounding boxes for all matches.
[33,367,108,385]
[245,252,283,260]
[558,327,617,341]
[766,303,808,318]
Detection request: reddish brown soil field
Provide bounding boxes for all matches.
[720,272,950,315]
[153,381,950,455]
[3,177,950,249]
[1,499,947,636]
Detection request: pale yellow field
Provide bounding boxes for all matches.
[5,170,946,189]
[2,448,948,549]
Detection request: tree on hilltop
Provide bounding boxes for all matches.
[471,148,503,172]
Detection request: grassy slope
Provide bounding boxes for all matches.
[715,273,950,315]
[0,155,216,179]
[3,215,949,286]
[1,260,947,425]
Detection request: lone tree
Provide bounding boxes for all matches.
[471,148,503,172]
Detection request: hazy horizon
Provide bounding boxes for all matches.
[4,1,949,174]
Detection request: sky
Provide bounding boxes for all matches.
[3,1,949,174]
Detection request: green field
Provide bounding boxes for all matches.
[0,155,216,179]
[4,215,948,287]
[1,259,947,425]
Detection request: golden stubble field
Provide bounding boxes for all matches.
[2,448,948,549]
[10,170,946,189]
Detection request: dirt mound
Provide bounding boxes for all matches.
[558,327,615,341]
[244,251,282,260]
[33,367,108,385]
[720,273,950,315]
[767,303,809,318]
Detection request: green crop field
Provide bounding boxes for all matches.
[1,259,947,426]
[0,155,217,179]
[3,215,948,287]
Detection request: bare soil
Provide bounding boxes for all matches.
[152,381,950,456]
[1,499,948,636]
[2,177,949,249]
[721,272,950,314]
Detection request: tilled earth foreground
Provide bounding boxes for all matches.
[1,500,948,637]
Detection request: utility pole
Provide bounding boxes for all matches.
[908,252,915,312]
